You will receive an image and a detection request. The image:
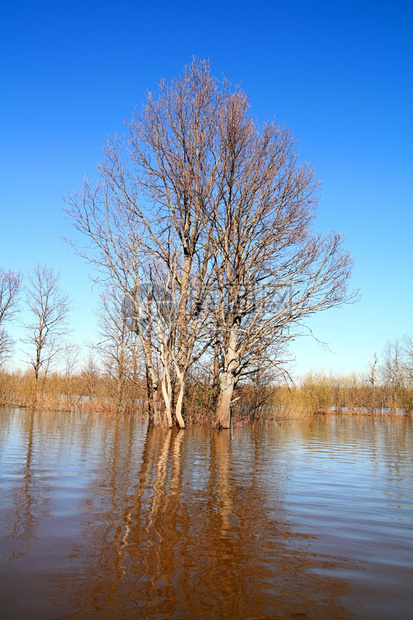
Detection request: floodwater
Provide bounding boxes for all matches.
[0,409,412,619]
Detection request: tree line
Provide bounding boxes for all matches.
[2,60,361,425]
[1,330,412,417]
[0,261,411,417]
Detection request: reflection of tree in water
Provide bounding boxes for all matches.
[59,422,353,619]
[1,409,52,560]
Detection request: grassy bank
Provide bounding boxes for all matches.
[1,368,412,422]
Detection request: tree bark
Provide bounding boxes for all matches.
[174,368,186,429]
[216,370,235,428]
[145,361,159,424]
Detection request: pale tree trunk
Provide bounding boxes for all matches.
[159,340,174,428]
[174,367,186,429]
[160,374,173,428]
[115,335,126,414]
[213,340,220,401]
[145,363,159,423]
[142,341,160,425]
[216,370,236,428]
[216,327,239,428]
[134,286,162,425]
[173,253,191,429]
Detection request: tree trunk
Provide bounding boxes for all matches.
[174,368,186,429]
[116,373,125,414]
[217,326,238,428]
[212,340,220,403]
[216,370,235,428]
[162,390,173,427]
[145,359,159,424]
[160,356,173,428]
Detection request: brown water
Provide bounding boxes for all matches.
[0,408,412,619]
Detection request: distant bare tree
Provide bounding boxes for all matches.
[402,335,413,380]
[367,353,379,410]
[380,340,405,410]
[95,284,144,413]
[24,265,71,397]
[0,329,13,366]
[378,336,413,412]
[402,335,413,411]
[0,268,21,365]
[0,268,21,325]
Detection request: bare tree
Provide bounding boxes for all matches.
[402,335,413,411]
[402,335,413,378]
[0,328,13,366]
[65,58,356,428]
[380,340,405,411]
[367,353,379,410]
[379,337,413,412]
[0,268,21,365]
[95,284,144,413]
[24,265,71,397]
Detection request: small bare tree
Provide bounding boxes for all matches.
[0,329,13,366]
[402,335,413,411]
[95,284,144,413]
[367,353,379,410]
[0,268,21,365]
[24,265,71,398]
[380,340,405,411]
[404,335,413,375]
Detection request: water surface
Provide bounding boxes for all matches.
[0,408,412,618]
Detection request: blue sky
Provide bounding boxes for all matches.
[1,0,412,378]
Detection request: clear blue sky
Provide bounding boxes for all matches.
[1,0,412,378]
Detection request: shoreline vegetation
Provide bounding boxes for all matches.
[1,367,411,422]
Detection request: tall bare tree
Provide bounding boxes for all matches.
[0,267,21,365]
[66,58,356,428]
[24,265,71,397]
